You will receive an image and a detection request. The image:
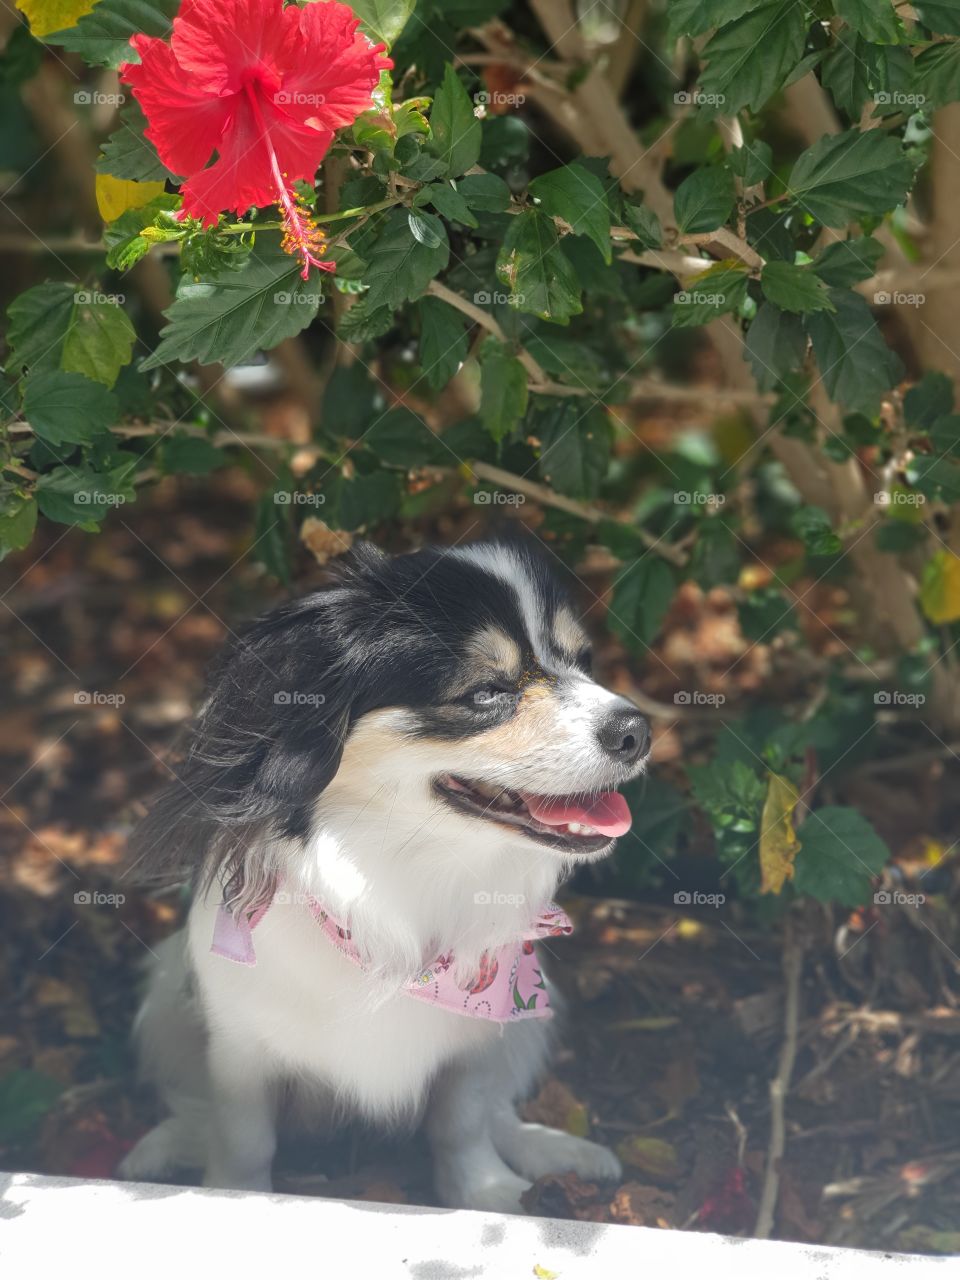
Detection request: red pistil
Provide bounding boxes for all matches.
[245,83,334,279]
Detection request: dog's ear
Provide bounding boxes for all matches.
[125,592,355,904]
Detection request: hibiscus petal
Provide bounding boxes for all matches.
[277,0,391,132]
[121,35,230,178]
[172,0,299,97]
[179,92,331,225]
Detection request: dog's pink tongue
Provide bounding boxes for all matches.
[523,791,632,837]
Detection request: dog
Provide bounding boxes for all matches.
[118,538,650,1211]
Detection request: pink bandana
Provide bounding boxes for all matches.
[211,894,572,1023]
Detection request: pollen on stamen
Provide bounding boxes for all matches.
[277,182,335,280]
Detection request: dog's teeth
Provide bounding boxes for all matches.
[567,822,583,834]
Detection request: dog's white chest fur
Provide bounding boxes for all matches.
[188,894,497,1117]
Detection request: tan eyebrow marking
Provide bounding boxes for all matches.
[465,625,522,677]
[551,606,588,659]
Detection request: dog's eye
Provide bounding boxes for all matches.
[465,686,515,709]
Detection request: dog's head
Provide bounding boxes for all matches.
[129,539,649,900]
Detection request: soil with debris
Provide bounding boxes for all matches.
[2,476,960,1257]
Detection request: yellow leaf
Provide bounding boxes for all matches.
[16,0,99,37]
[533,1267,559,1280]
[95,174,167,224]
[920,550,960,625]
[615,1135,680,1182]
[760,772,800,895]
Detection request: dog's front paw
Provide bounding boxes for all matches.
[504,1125,622,1184]
[436,1156,532,1214]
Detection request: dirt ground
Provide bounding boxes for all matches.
[3,475,960,1255]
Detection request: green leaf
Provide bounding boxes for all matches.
[760,261,835,314]
[529,162,612,264]
[743,302,807,389]
[620,200,662,248]
[96,101,177,182]
[791,504,842,555]
[480,342,528,443]
[350,0,415,44]
[914,1,960,34]
[929,414,960,456]
[904,372,954,430]
[427,63,481,178]
[609,557,676,650]
[419,182,479,227]
[698,2,808,115]
[538,403,611,500]
[739,586,794,640]
[0,493,38,560]
[671,265,749,327]
[365,407,447,467]
[673,166,735,234]
[418,296,468,391]
[805,287,902,413]
[22,371,116,446]
[835,0,899,43]
[407,208,445,247]
[794,805,889,906]
[667,0,767,37]
[160,433,226,475]
[7,283,135,389]
[254,491,291,585]
[46,0,180,67]
[496,209,583,325]
[812,236,884,287]
[458,172,511,212]
[362,208,450,313]
[821,35,914,119]
[785,130,913,227]
[0,1070,62,1143]
[36,460,136,528]
[141,242,326,371]
[729,138,773,186]
[915,41,960,107]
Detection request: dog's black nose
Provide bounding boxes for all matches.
[597,704,650,764]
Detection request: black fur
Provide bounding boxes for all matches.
[125,538,580,899]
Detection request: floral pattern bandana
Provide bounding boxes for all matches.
[211,894,573,1023]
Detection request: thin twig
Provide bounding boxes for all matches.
[754,913,804,1239]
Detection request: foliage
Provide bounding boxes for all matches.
[5,0,960,913]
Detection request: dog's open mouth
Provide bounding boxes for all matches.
[433,773,631,854]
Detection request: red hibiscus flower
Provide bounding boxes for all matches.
[120,0,390,276]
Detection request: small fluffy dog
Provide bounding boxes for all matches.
[120,539,650,1210]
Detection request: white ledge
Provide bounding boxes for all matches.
[0,1172,953,1279]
